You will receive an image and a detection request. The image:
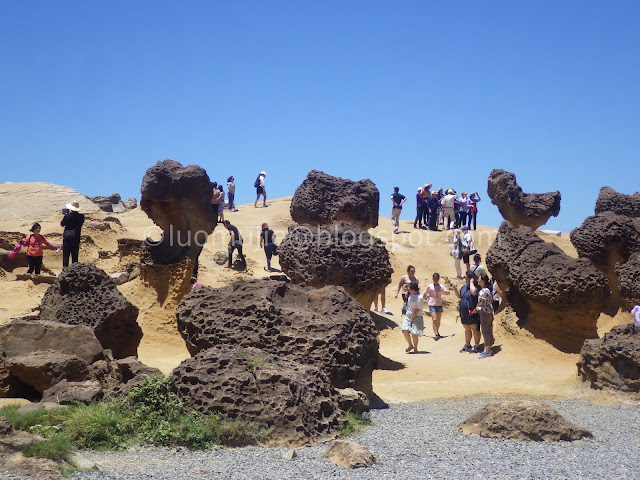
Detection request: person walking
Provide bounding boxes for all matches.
[226,176,237,212]
[19,223,59,275]
[468,192,481,230]
[473,273,495,358]
[254,171,267,207]
[223,220,246,269]
[372,286,391,314]
[452,271,481,353]
[423,272,450,340]
[60,200,84,268]
[395,265,419,315]
[414,187,425,229]
[260,222,277,271]
[390,187,406,234]
[401,282,424,353]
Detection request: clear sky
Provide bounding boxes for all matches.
[1,1,638,232]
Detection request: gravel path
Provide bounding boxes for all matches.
[70,396,640,480]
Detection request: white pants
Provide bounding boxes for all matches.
[444,207,455,230]
[454,257,462,277]
[391,208,402,231]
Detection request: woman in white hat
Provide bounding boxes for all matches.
[60,200,85,267]
[254,171,267,208]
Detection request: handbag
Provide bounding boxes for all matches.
[8,242,22,261]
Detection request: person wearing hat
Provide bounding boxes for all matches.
[414,187,425,229]
[427,191,439,231]
[17,222,60,275]
[259,222,277,271]
[421,183,433,226]
[441,189,457,230]
[254,171,267,208]
[60,200,85,267]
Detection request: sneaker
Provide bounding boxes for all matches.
[460,345,472,353]
[471,345,481,353]
[373,307,378,312]
[479,350,493,359]
[435,333,443,340]
[381,308,391,314]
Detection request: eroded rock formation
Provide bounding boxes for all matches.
[486,221,609,352]
[290,170,380,228]
[487,169,561,230]
[171,344,346,447]
[176,278,379,396]
[594,186,640,217]
[277,221,392,308]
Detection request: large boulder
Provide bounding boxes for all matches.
[38,263,142,359]
[290,170,379,228]
[6,350,89,394]
[486,221,609,352]
[577,323,640,396]
[487,169,561,230]
[616,254,640,306]
[176,278,379,396]
[277,221,392,309]
[171,345,346,447]
[456,400,593,441]
[326,440,376,468]
[140,159,215,265]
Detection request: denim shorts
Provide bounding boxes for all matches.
[429,305,443,313]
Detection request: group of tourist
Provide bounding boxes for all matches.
[210,171,269,224]
[390,184,481,233]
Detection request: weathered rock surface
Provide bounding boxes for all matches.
[594,186,640,217]
[486,221,609,352]
[171,345,346,447]
[335,388,370,415]
[616,254,640,306]
[140,159,215,265]
[176,279,379,396]
[278,221,392,308]
[38,262,142,359]
[290,170,380,228]
[456,400,593,441]
[6,350,89,394]
[89,193,137,213]
[578,323,640,396]
[326,440,376,468]
[41,379,104,404]
[487,169,561,230]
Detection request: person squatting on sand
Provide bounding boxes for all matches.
[260,222,277,271]
[474,273,495,358]
[18,223,59,275]
[372,286,391,314]
[453,271,482,353]
[401,282,424,353]
[390,186,406,234]
[60,200,84,268]
[223,220,246,269]
[254,171,267,208]
[424,272,450,340]
[396,265,419,315]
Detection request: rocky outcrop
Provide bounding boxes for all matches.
[487,169,561,230]
[486,221,609,352]
[6,350,89,394]
[290,170,380,228]
[89,193,137,213]
[38,263,142,359]
[326,440,376,468]
[140,160,215,266]
[41,379,103,404]
[176,278,379,396]
[577,323,640,396]
[616,254,640,306]
[277,221,392,308]
[456,400,593,441]
[171,345,346,447]
[594,186,640,217]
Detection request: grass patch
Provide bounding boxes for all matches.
[340,410,374,437]
[23,433,74,462]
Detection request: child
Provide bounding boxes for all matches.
[20,223,59,275]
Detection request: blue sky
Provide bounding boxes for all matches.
[1,0,638,232]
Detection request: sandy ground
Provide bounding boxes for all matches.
[0,182,633,405]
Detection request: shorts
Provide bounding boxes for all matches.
[460,308,480,326]
[429,305,443,313]
[256,186,265,195]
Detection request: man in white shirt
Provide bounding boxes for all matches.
[441,189,457,230]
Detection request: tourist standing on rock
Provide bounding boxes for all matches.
[468,192,481,230]
[18,222,59,275]
[424,273,450,340]
[460,225,476,273]
[372,286,391,314]
[223,220,246,269]
[60,200,84,268]
[390,187,406,234]
[414,188,425,229]
[451,228,464,278]
[395,265,419,314]
[218,185,225,223]
[402,282,424,353]
[453,271,481,353]
[260,222,277,271]
[211,182,221,227]
[254,171,267,207]
[441,189,457,230]
[473,273,495,358]
[427,191,439,231]
[226,176,237,212]
[421,183,432,227]
[458,191,471,228]
[470,254,487,277]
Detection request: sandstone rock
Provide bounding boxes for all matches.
[18,402,68,414]
[486,221,609,352]
[0,416,11,435]
[115,356,162,383]
[140,159,216,266]
[41,379,103,404]
[326,440,375,468]
[123,197,138,210]
[278,221,392,308]
[290,170,380,228]
[214,250,228,265]
[38,262,142,359]
[108,193,122,204]
[456,400,593,441]
[578,323,640,396]
[616,254,640,306]
[487,169,561,230]
[110,271,129,285]
[335,388,370,414]
[594,186,640,217]
[171,345,346,447]
[176,279,379,396]
[6,350,89,394]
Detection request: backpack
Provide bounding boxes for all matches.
[254,175,261,188]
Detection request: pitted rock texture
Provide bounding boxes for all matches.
[39,263,142,359]
[578,323,640,396]
[140,159,215,265]
[595,186,640,217]
[616,254,640,306]
[456,400,593,441]
[6,350,89,394]
[277,221,392,308]
[176,279,379,396]
[486,221,609,352]
[487,169,561,230]
[290,170,380,228]
[171,345,346,447]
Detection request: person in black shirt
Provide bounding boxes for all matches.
[390,187,406,234]
[260,222,277,271]
[223,220,246,269]
[60,200,85,268]
[452,271,481,353]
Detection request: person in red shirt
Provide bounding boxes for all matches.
[20,223,59,275]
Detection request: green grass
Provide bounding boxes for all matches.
[340,410,374,437]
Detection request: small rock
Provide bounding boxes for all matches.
[110,272,129,285]
[282,449,297,460]
[326,440,375,468]
[214,251,228,266]
[70,451,102,471]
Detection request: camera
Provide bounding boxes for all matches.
[61,208,69,215]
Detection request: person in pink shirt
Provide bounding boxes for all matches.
[423,272,450,340]
[19,222,59,275]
